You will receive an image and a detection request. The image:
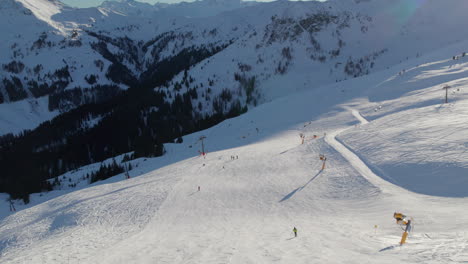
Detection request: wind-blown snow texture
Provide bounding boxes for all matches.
[1,0,468,263]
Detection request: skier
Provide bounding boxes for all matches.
[198,186,200,191]
[8,198,15,212]
[293,227,297,237]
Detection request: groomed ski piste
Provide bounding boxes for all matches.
[1,38,468,264]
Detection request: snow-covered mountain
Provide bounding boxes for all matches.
[1,0,468,136]
[1,31,468,263]
[0,0,252,135]
[1,0,468,262]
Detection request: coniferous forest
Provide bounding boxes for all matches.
[0,42,247,202]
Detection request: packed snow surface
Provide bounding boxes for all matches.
[1,34,468,263]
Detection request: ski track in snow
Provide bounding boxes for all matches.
[325,108,399,194]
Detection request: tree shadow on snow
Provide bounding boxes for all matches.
[279,170,323,202]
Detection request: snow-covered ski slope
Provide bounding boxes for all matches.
[1,31,468,264]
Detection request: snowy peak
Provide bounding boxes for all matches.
[13,0,69,34]
[99,0,156,15]
[97,0,245,18]
[16,0,66,19]
[154,0,245,18]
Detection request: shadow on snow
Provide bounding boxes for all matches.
[279,170,323,202]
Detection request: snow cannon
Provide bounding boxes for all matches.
[393,212,408,225]
[394,212,412,245]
